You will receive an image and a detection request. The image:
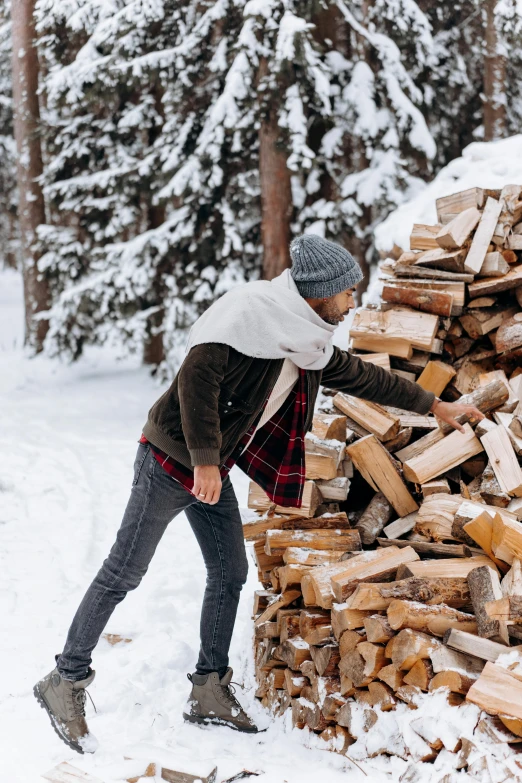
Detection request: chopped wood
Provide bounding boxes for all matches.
[312,413,347,442]
[377,537,477,559]
[460,303,518,339]
[387,599,477,636]
[421,479,450,497]
[353,352,391,369]
[436,207,481,250]
[331,602,373,637]
[485,595,522,624]
[436,188,485,221]
[330,546,420,604]
[254,590,301,625]
[383,511,418,539]
[332,392,400,442]
[402,423,484,485]
[403,658,433,691]
[410,223,443,250]
[478,251,510,277]
[467,661,522,721]
[363,614,395,643]
[417,361,456,395]
[316,476,350,502]
[444,628,521,661]
[382,284,454,317]
[397,556,498,580]
[463,197,503,274]
[283,548,344,566]
[480,425,522,497]
[310,643,340,676]
[380,576,471,609]
[468,263,522,298]
[414,493,463,542]
[391,628,440,671]
[248,479,321,518]
[378,663,405,690]
[347,434,419,516]
[395,264,474,283]
[42,763,105,783]
[264,528,361,557]
[274,637,312,670]
[356,492,393,546]
[350,307,439,354]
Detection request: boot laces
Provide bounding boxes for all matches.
[70,686,97,717]
[220,681,243,711]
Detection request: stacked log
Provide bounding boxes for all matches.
[245,185,522,770]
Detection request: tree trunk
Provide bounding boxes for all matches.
[258,58,292,280]
[11,0,50,351]
[484,0,506,141]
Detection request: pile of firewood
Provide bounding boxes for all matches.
[245,185,522,774]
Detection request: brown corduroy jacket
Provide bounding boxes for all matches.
[142,342,435,469]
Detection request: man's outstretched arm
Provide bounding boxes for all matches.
[321,346,484,432]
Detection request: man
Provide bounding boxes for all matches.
[34,235,483,753]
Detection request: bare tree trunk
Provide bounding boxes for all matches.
[142,200,167,367]
[11,0,49,351]
[258,58,292,280]
[484,0,506,141]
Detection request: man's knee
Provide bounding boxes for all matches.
[95,558,147,595]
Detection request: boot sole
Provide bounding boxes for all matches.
[33,684,86,754]
[182,711,262,733]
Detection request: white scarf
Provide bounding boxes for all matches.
[184,268,335,370]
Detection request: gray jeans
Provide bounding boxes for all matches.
[57,441,249,681]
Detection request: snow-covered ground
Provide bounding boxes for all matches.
[0,268,375,783]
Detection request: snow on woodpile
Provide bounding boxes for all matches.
[376,134,522,257]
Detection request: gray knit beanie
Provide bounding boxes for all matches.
[289,234,363,298]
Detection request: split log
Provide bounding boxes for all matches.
[396,556,498,580]
[284,668,307,697]
[395,379,509,463]
[485,595,522,625]
[464,196,503,274]
[387,599,477,636]
[350,307,439,355]
[468,263,522,298]
[311,413,347,442]
[280,512,351,530]
[417,361,456,396]
[305,434,345,480]
[278,564,313,591]
[265,528,361,557]
[467,662,522,721]
[279,615,301,643]
[336,701,378,735]
[403,658,433,691]
[480,461,511,507]
[316,477,350,502]
[331,602,373,638]
[414,247,467,273]
[274,637,312,670]
[436,187,485,221]
[478,251,510,277]
[378,663,405,690]
[402,423,484,485]
[460,303,518,339]
[332,392,400,442]
[391,628,440,671]
[410,223,442,250]
[330,546,420,604]
[381,284,454,317]
[363,615,395,644]
[310,643,340,677]
[377,538,477,559]
[414,493,463,542]
[430,645,483,680]
[254,590,301,625]
[443,628,521,662]
[248,479,321,518]
[502,557,522,596]
[436,207,481,250]
[356,492,393,546]
[379,576,471,609]
[339,642,388,686]
[347,435,419,517]
[481,425,522,497]
[383,511,418,539]
[283,548,344,566]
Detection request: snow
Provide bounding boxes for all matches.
[375,133,522,254]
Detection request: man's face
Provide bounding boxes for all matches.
[315,287,356,325]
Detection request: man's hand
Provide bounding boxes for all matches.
[193,465,222,504]
[430,398,485,434]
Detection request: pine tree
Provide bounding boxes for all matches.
[34,0,437,371]
[0,0,16,269]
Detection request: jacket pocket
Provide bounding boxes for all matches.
[218,385,256,415]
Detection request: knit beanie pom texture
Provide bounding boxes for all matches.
[289,234,363,298]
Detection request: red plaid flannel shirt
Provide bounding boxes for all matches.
[140,367,308,508]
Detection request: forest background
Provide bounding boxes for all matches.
[1,0,520,375]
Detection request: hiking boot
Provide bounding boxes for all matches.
[183,667,259,733]
[33,661,98,754]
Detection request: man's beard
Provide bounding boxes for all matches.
[316,301,343,325]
